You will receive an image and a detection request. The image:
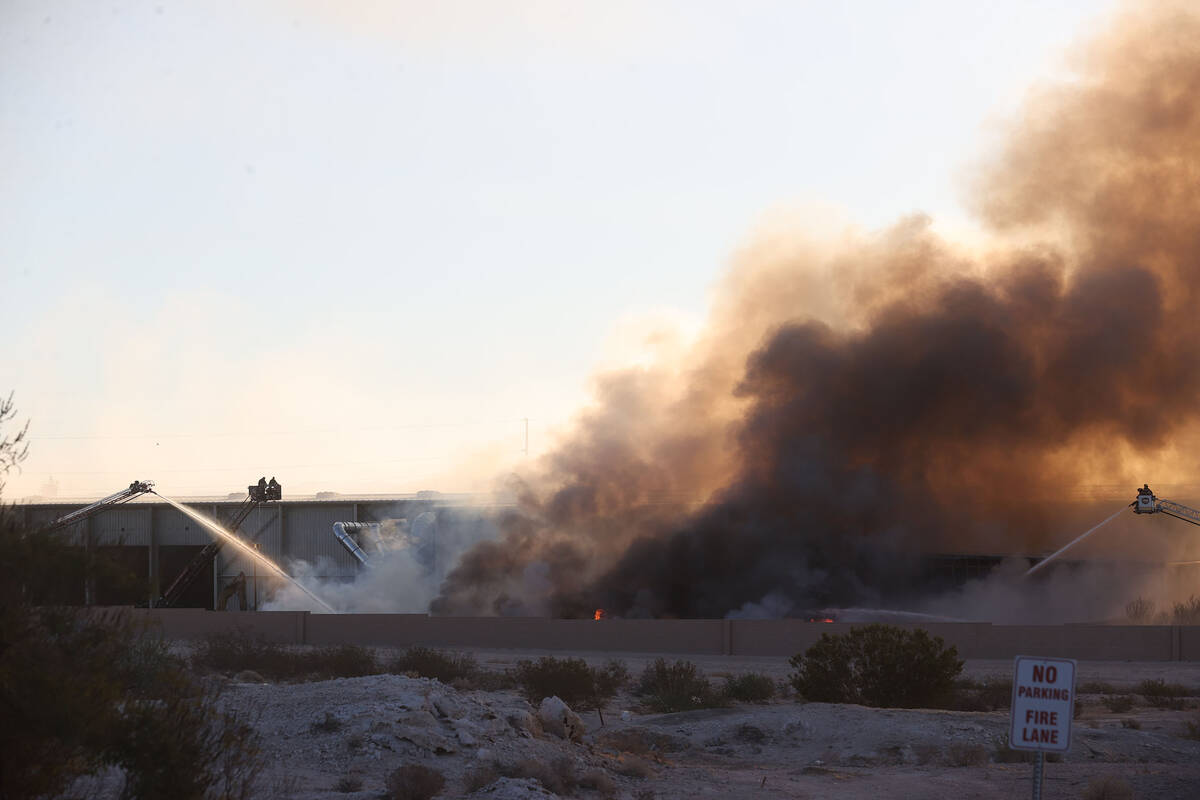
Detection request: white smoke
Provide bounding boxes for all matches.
[262,509,500,613]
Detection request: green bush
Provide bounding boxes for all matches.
[514,657,628,712]
[788,625,963,708]
[387,646,478,684]
[0,501,264,800]
[110,680,263,800]
[635,658,723,712]
[595,660,632,706]
[722,673,776,703]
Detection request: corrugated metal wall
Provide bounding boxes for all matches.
[216,505,283,576]
[91,506,153,546]
[282,503,360,578]
[156,504,219,546]
[16,496,480,606]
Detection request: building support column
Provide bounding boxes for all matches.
[83,516,95,607]
[148,504,159,607]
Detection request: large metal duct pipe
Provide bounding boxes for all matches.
[332,522,379,565]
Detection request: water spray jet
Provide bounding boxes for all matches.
[153,490,337,613]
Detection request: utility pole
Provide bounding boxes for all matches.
[522,417,529,457]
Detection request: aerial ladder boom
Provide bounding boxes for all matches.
[155,477,281,608]
[1027,483,1200,576]
[44,480,154,533]
[1132,484,1200,526]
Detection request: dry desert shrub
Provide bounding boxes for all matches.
[1080,681,1118,694]
[913,743,941,765]
[946,742,989,767]
[514,656,629,713]
[385,764,445,800]
[475,670,520,691]
[495,756,579,795]
[579,768,617,796]
[334,775,363,793]
[612,755,655,779]
[463,764,500,793]
[1124,596,1156,623]
[192,633,378,681]
[1082,776,1134,800]
[991,734,1062,764]
[635,658,723,712]
[1139,678,1191,710]
[1121,718,1141,730]
[1183,716,1200,740]
[1138,678,1190,697]
[310,712,343,734]
[948,677,1012,711]
[1172,595,1200,624]
[1103,695,1134,713]
[595,726,686,757]
[387,647,477,684]
[722,672,776,703]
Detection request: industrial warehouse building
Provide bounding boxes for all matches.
[19,489,1200,618]
[16,492,500,610]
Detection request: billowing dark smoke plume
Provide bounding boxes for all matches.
[433,1,1200,618]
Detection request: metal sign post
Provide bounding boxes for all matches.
[1009,655,1076,799]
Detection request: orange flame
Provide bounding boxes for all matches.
[593,608,605,621]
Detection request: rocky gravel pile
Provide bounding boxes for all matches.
[229,673,651,798]
[225,670,1200,799]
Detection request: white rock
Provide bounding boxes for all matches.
[432,693,462,719]
[507,710,542,738]
[456,722,478,746]
[538,696,586,743]
[466,776,559,798]
[396,728,456,754]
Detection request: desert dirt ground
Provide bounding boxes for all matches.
[197,647,1200,800]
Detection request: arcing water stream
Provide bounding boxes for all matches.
[1025,504,1130,577]
[154,492,336,613]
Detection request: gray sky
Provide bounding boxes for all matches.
[1,0,1116,498]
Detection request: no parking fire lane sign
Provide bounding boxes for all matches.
[1009,655,1076,799]
[1010,655,1076,751]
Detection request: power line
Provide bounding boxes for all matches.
[28,417,538,442]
